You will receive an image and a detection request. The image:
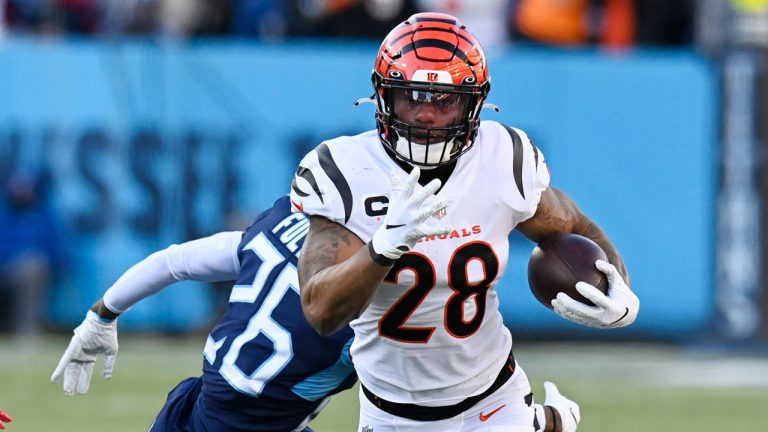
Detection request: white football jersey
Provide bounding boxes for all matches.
[291,120,550,405]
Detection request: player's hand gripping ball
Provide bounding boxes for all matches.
[527,234,608,309]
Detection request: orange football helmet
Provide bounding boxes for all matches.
[372,12,491,167]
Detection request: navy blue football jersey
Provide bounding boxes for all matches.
[178,196,355,431]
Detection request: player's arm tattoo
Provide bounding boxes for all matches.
[517,187,573,235]
[517,187,630,285]
[298,216,388,335]
[298,216,357,285]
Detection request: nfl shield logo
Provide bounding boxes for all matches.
[433,208,447,219]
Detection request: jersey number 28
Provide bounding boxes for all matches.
[380,241,499,343]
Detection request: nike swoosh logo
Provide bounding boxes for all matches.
[385,224,405,229]
[479,404,507,422]
[607,307,630,326]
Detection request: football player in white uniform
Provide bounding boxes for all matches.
[291,12,638,432]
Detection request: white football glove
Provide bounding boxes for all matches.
[551,260,639,328]
[51,311,118,395]
[541,381,580,432]
[370,167,450,262]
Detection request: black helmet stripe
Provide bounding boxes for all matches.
[387,27,476,51]
[413,16,457,25]
[316,143,353,223]
[401,39,468,62]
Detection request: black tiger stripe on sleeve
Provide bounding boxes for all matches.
[292,166,323,203]
[316,143,353,223]
[530,140,540,170]
[501,124,526,200]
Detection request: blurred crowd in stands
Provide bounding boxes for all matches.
[1,0,694,48]
[0,169,66,337]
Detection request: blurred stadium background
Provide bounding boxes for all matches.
[0,0,767,431]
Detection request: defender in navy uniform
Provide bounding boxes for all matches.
[52,197,356,431]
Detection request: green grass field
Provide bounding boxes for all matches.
[1,336,766,431]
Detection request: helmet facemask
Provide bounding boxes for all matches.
[373,72,489,168]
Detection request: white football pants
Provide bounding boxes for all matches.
[357,362,538,432]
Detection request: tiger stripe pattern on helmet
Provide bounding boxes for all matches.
[375,13,488,86]
[370,12,492,167]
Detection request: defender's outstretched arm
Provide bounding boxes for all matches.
[51,231,243,395]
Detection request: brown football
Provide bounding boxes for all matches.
[528,234,609,309]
